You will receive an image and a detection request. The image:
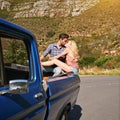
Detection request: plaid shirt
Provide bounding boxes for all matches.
[43,43,66,62]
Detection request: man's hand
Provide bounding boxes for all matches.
[40,55,44,61]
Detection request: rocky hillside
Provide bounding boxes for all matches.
[0,0,99,18]
[0,0,120,58]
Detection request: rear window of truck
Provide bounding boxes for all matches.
[0,37,29,86]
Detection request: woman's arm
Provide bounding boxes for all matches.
[53,48,69,59]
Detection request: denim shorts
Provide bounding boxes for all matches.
[70,67,79,74]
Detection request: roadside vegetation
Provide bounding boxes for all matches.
[1,0,120,75]
[79,56,120,75]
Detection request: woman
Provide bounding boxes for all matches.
[41,40,80,74]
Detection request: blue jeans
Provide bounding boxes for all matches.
[42,65,62,77]
[70,67,79,74]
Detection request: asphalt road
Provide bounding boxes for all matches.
[68,76,120,120]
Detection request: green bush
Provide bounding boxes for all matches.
[79,56,120,69]
[103,61,115,69]
[113,56,120,62]
[94,56,113,67]
[46,31,55,38]
[0,10,9,19]
[103,56,120,69]
[79,56,96,67]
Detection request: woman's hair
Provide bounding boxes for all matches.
[69,41,79,58]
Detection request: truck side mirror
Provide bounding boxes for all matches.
[9,80,28,94]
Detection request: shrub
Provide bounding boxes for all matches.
[79,56,96,67]
[94,56,113,67]
[113,56,120,62]
[0,10,9,19]
[103,56,120,69]
[46,31,55,38]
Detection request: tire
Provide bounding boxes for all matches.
[59,109,68,120]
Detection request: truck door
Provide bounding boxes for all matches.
[0,36,47,120]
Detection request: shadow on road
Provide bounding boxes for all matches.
[68,104,82,120]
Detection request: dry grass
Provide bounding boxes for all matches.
[79,67,120,75]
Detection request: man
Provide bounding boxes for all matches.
[40,33,69,77]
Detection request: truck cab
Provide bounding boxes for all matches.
[0,18,80,120]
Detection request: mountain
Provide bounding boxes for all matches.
[0,0,99,18]
[0,0,120,58]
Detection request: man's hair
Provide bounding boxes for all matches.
[59,33,69,40]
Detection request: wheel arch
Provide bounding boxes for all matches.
[57,103,71,120]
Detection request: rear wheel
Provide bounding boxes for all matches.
[59,109,68,120]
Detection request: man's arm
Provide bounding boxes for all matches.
[40,44,51,61]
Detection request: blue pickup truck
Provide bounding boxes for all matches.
[0,18,80,120]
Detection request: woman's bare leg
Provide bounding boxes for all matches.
[53,59,72,72]
[41,60,54,66]
[41,59,72,72]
